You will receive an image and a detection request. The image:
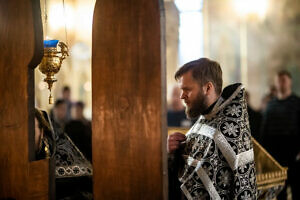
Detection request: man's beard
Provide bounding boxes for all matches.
[185,90,209,120]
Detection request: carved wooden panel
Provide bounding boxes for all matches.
[0,0,51,199]
[92,0,167,199]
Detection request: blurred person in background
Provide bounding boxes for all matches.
[62,86,73,122]
[260,85,277,112]
[245,91,262,141]
[65,101,92,161]
[51,101,93,199]
[167,86,192,127]
[260,70,300,200]
[71,101,91,128]
[51,99,68,131]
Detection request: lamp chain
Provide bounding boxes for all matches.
[62,0,69,46]
[44,0,48,39]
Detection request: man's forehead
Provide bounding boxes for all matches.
[178,71,195,87]
[178,77,185,88]
[275,75,291,81]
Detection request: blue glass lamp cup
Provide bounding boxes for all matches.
[44,40,59,48]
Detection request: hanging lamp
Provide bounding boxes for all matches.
[39,0,69,104]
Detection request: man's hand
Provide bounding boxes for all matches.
[167,132,186,154]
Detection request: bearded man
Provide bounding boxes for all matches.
[167,58,257,200]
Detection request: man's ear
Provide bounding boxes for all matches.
[204,82,214,94]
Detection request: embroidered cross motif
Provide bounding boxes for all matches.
[222,122,240,137]
[217,168,232,188]
[225,104,242,117]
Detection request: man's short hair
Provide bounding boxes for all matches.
[63,86,70,92]
[175,58,223,95]
[277,70,292,79]
[54,99,65,108]
[75,101,85,109]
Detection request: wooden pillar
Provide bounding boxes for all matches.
[92,0,167,199]
[0,0,52,199]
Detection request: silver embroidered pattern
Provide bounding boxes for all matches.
[217,168,232,187]
[240,190,252,200]
[225,104,242,117]
[222,122,239,137]
[179,84,257,199]
[215,131,254,170]
[196,168,221,200]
